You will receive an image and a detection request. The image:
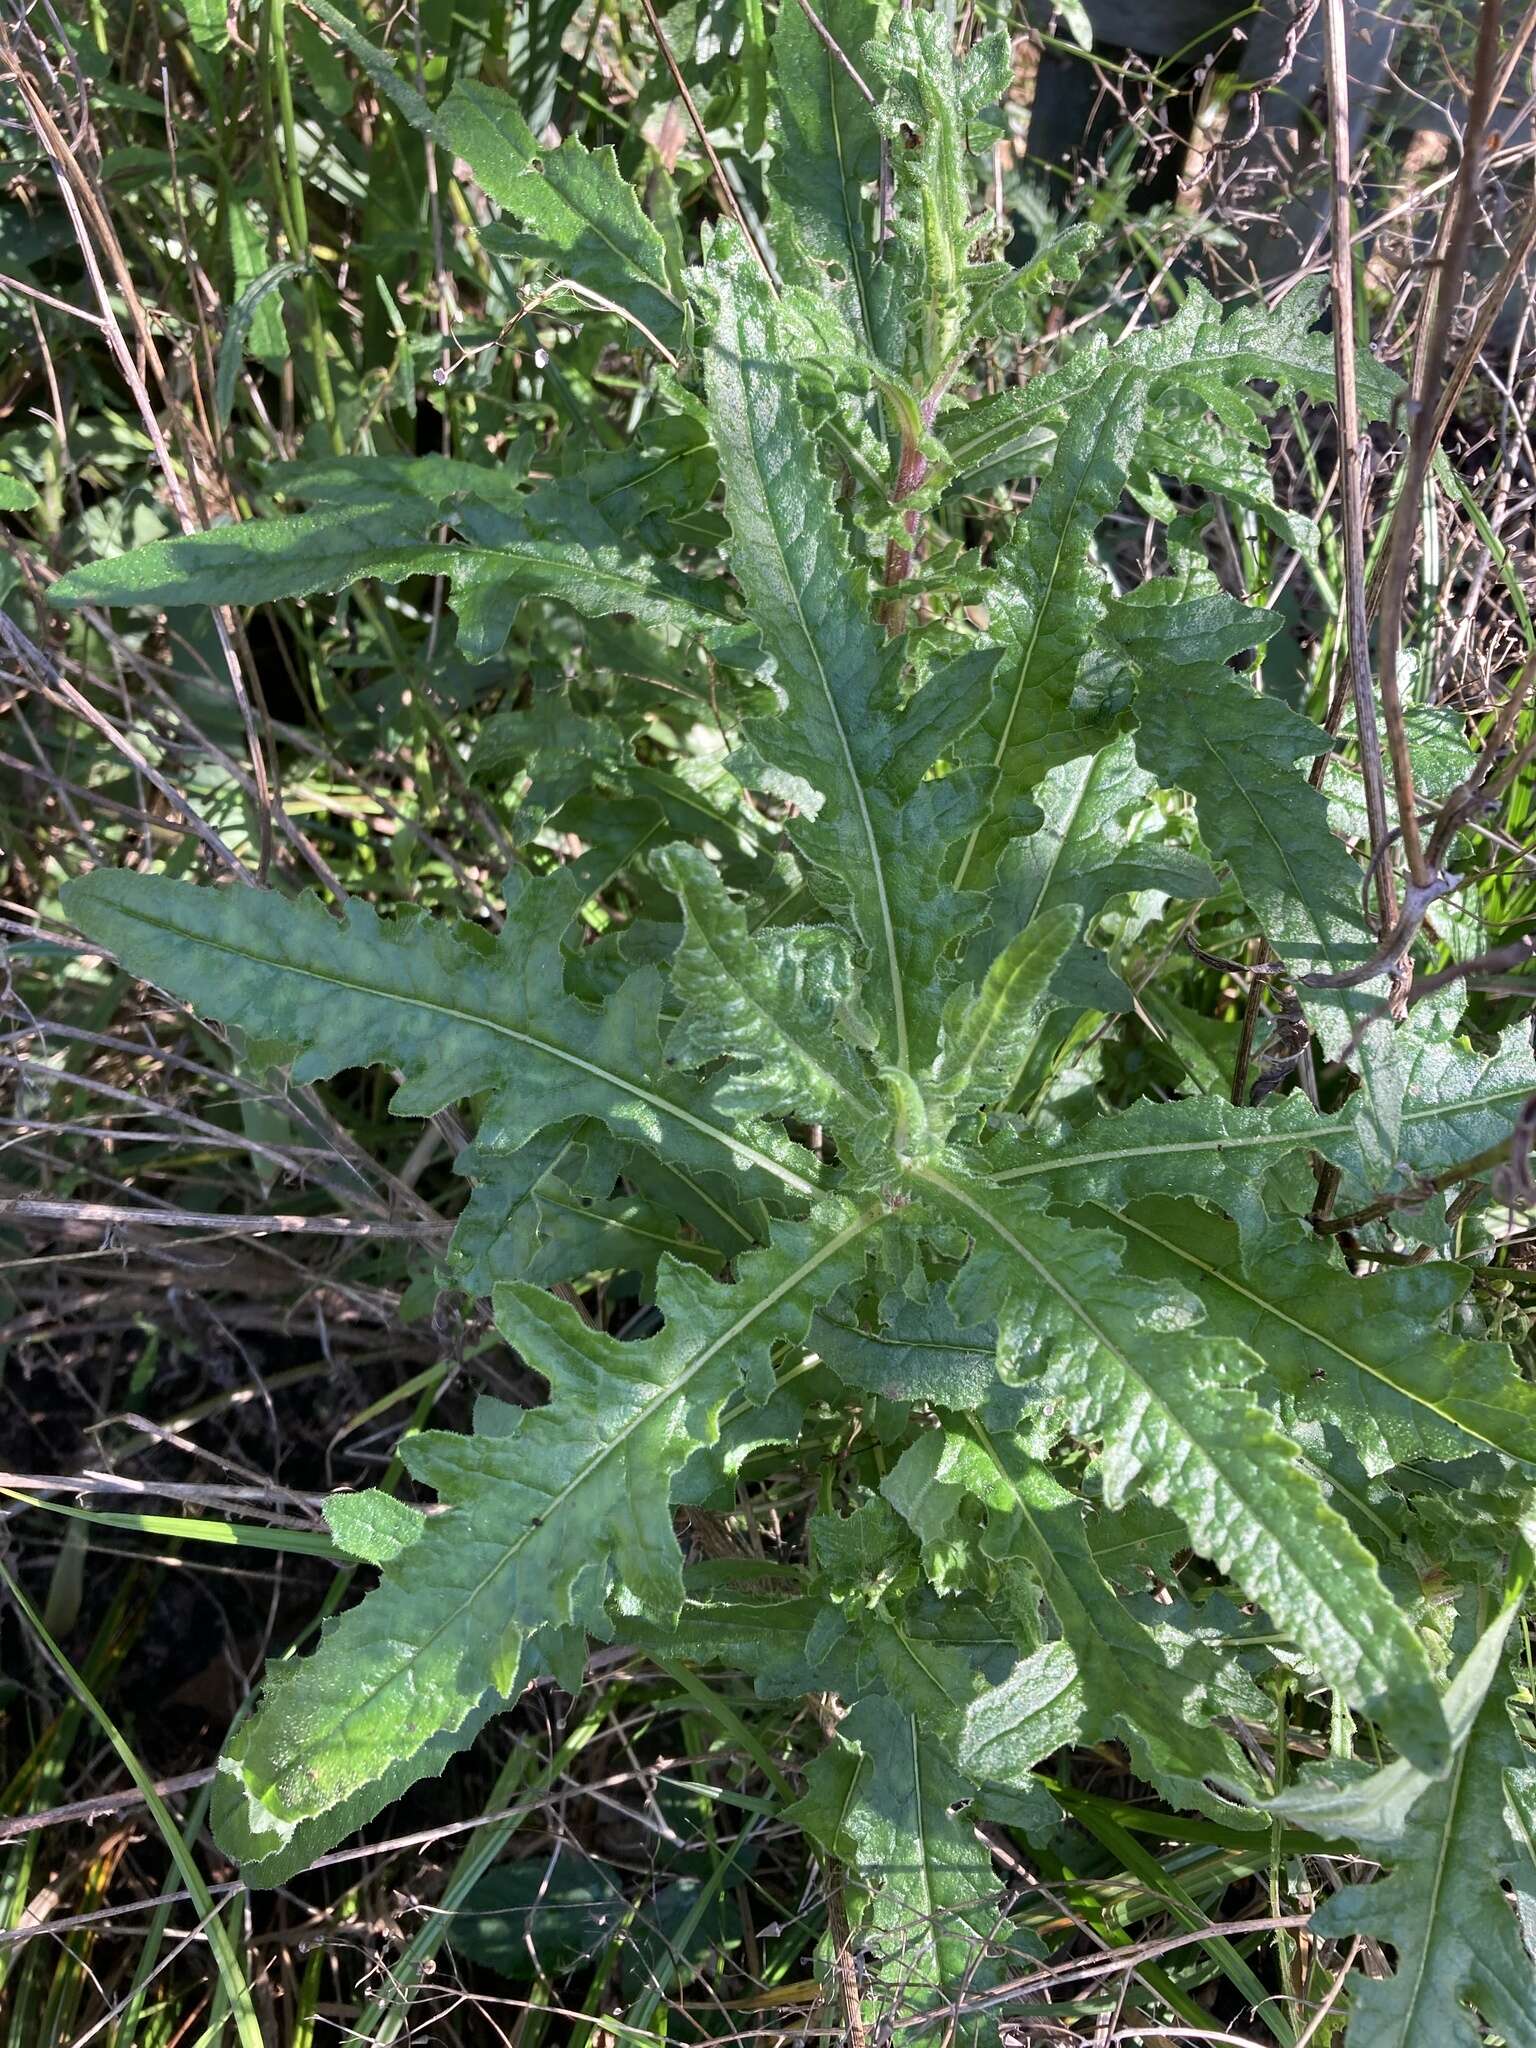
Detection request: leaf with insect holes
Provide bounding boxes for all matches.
[809,1692,1013,2043]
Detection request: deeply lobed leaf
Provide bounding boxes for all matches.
[216,1206,878,1867]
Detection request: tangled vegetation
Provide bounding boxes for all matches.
[4,0,1536,2042]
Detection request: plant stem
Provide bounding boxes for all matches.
[268,0,343,453]
[1321,0,1398,932]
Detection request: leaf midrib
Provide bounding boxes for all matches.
[1022,747,1100,924]
[822,40,875,351]
[953,370,1133,889]
[921,1167,1413,1711]
[1100,1202,1526,1461]
[989,1122,1314,1186]
[731,333,909,1068]
[682,899,881,1122]
[100,897,819,1197]
[245,1205,881,1821]
[987,1077,1536,1187]
[56,528,728,621]
[1392,1735,1471,2038]
[1184,715,1359,976]
[908,1715,950,1989]
[452,539,726,618]
[945,385,1065,475]
[813,1311,989,1359]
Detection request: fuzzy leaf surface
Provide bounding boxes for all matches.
[837,1693,1008,2041]
[927,905,1079,1117]
[1271,1593,1525,1842]
[955,362,1149,883]
[1106,571,1401,1120]
[986,1092,1328,1244]
[654,842,882,1129]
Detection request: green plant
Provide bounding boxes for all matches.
[48,4,1536,2039]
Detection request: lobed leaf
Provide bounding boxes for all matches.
[1310,1674,1536,2048]
[927,904,1079,1118]
[436,80,685,354]
[978,732,1218,1015]
[49,480,729,662]
[985,1091,1328,1244]
[703,234,929,1068]
[654,842,882,1130]
[1270,1588,1526,1842]
[1105,1200,1536,1473]
[954,362,1150,884]
[216,1207,878,1872]
[767,0,884,349]
[63,865,819,1201]
[953,1446,1266,1824]
[835,1693,1011,2041]
[932,1169,1450,1771]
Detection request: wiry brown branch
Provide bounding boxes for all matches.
[1312,1100,1535,1236]
[1321,0,1398,932]
[0,1196,445,1240]
[1372,0,1505,889]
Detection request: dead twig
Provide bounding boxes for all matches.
[1321,0,1398,932]
[789,0,877,102]
[0,1771,216,1847]
[1372,0,1505,890]
[1312,1113,1531,1236]
[0,1196,445,1239]
[635,0,779,291]
[1300,869,1461,988]
[0,617,249,878]
[0,33,286,885]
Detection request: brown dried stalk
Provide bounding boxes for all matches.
[1372,0,1505,888]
